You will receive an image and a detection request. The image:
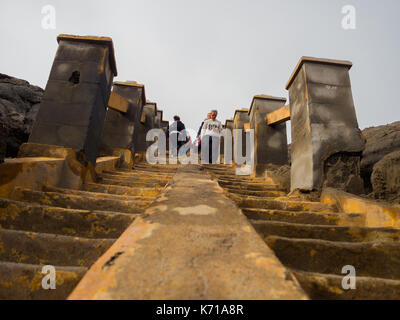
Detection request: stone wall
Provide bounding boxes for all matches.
[361,121,400,193]
[0,73,43,159]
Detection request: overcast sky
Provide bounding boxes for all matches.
[1,0,399,139]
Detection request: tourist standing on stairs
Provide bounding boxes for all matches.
[200,110,222,164]
[196,112,211,153]
[169,115,187,158]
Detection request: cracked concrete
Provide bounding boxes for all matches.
[68,165,308,300]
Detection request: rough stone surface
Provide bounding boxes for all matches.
[100,83,145,156]
[28,37,116,165]
[69,165,308,300]
[0,73,43,158]
[248,96,288,176]
[361,121,400,193]
[371,150,400,203]
[322,152,364,194]
[264,164,291,191]
[287,59,364,192]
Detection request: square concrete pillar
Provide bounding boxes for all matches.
[286,57,364,191]
[222,119,234,164]
[100,82,146,155]
[160,120,169,151]
[160,120,169,135]
[155,110,163,129]
[135,102,157,154]
[233,109,249,164]
[248,95,288,175]
[28,35,117,165]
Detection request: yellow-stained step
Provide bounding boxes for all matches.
[265,235,400,280]
[292,270,400,300]
[0,229,113,266]
[204,164,400,300]
[0,262,87,300]
[10,188,150,214]
[83,183,160,197]
[0,198,134,238]
[242,208,366,226]
[0,162,178,299]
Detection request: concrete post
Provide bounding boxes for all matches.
[155,110,163,129]
[135,102,157,157]
[286,56,364,192]
[223,119,234,165]
[160,120,169,152]
[28,35,117,165]
[248,95,288,176]
[100,81,145,155]
[233,109,249,166]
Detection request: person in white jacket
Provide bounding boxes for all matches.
[200,110,222,164]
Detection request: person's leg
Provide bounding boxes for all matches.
[211,136,220,164]
[209,136,213,164]
[170,133,178,157]
[201,135,210,164]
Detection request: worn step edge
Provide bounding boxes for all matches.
[237,199,338,213]
[0,261,87,300]
[242,208,365,226]
[0,197,135,238]
[10,188,149,214]
[265,235,400,280]
[83,183,161,197]
[0,228,114,267]
[251,220,400,242]
[291,269,400,300]
[42,185,154,202]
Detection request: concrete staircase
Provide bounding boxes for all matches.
[203,164,400,300]
[0,163,177,299]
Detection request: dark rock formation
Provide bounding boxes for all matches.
[0,73,43,159]
[371,150,400,204]
[361,121,400,193]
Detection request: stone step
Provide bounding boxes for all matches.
[10,188,149,214]
[226,188,287,197]
[265,236,400,280]
[68,164,308,300]
[0,198,134,239]
[292,269,400,300]
[236,198,338,213]
[132,166,178,173]
[43,186,154,202]
[216,176,269,183]
[100,172,171,183]
[218,179,278,186]
[252,220,400,242]
[242,208,366,226]
[100,177,167,189]
[133,163,179,169]
[103,170,173,179]
[0,261,87,300]
[83,183,161,197]
[218,181,282,191]
[0,229,113,267]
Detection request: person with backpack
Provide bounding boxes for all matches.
[200,110,222,164]
[195,112,211,153]
[169,115,187,157]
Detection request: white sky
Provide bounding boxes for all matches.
[1,0,399,140]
